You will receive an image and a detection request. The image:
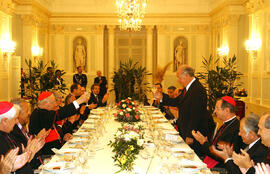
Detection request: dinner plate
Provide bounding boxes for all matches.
[56,148,81,155]
[179,159,206,172]
[43,161,75,173]
[73,131,89,137]
[68,137,88,144]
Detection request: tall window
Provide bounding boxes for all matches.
[115,28,146,68]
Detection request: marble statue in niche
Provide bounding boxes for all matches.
[73,37,87,71]
[174,37,188,71]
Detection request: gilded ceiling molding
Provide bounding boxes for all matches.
[50,24,65,34]
[156,25,166,34]
[212,14,240,30]
[21,14,40,26]
[245,0,264,13]
[193,24,210,33]
[107,25,116,35]
[145,25,154,34]
[95,25,105,34]
[0,0,15,15]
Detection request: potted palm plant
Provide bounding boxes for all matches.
[197,55,243,114]
[112,59,151,102]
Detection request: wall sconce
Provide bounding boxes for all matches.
[31,45,43,57]
[217,45,229,57]
[245,37,261,58]
[0,38,16,57]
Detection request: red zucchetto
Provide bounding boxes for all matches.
[221,96,236,106]
[38,91,53,101]
[0,101,17,119]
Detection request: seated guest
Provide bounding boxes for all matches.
[192,96,243,168]
[0,148,18,174]
[152,83,169,113]
[62,94,81,134]
[88,83,109,109]
[210,113,268,174]
[232,112,270,174]
[163,86,177,120]
[28,91,89,155]
[0,101,39,173]
[66,83,83,101]
[10,98,49,169]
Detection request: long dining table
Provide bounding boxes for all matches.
[37,106,212,174]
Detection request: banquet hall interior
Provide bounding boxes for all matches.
[1,0,270,173]
[0,0,269,115]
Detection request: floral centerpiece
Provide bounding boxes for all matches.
[114,97,141,122]
[235,88,248,97]
[109,123,144,173]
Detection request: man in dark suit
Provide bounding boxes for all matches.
[88,83,109,109]
[174,65,215,148]
[210,113,268,174]
[192,96,243,168]
[232,112,270,174]
[94,70,107,99]
[152,83,169,113]
[28,91,89,155]
[0,102,33,173]
[73,66,87,88]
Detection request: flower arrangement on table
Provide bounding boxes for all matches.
[109,123,144,173]
[235,88,248,97]
[115,97,141,122]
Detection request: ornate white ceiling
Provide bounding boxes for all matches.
[31,0,243,14]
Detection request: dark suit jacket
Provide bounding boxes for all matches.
[202,117,243,163]
[73,73,87,88]
[94,76,107,96]
[28,103,78,155]
[88,93,106,108]
[10,125,42,169]
[0,130,33,174]
[225,139,268,174]
[176,78,215,139]
[10,124,28,147]
[152,93,169,113]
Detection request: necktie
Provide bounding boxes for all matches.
[182,88,186,96]
[212,123,227,146]
[96,95,99,102]
[21,127,29,140]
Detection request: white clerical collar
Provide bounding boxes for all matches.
[249,138,260,149]
[17,123,22,130]
[224,116,236,124]
[186,77,196,92]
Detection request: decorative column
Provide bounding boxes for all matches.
[95,25,105,72]
[107,25,116,90]
[145,25,154,84]
[21,14,36,67]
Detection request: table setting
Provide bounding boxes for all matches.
[36,98,212,174]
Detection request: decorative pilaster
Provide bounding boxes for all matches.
[145,25,154,84]
[107,25,116,90]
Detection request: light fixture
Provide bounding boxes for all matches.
[0,36,16,57]
[245,37,261,58]
[245,37,261,52]
[116,0,147,31]
[31,45,43,57]
[217,45,229,57]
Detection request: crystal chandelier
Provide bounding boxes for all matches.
[116,0,147,31]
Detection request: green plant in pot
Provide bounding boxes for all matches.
[197,55,243,114]
[112,59,151,102]
[21,59,67,108]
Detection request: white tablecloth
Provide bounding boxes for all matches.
[38,107,212,174]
